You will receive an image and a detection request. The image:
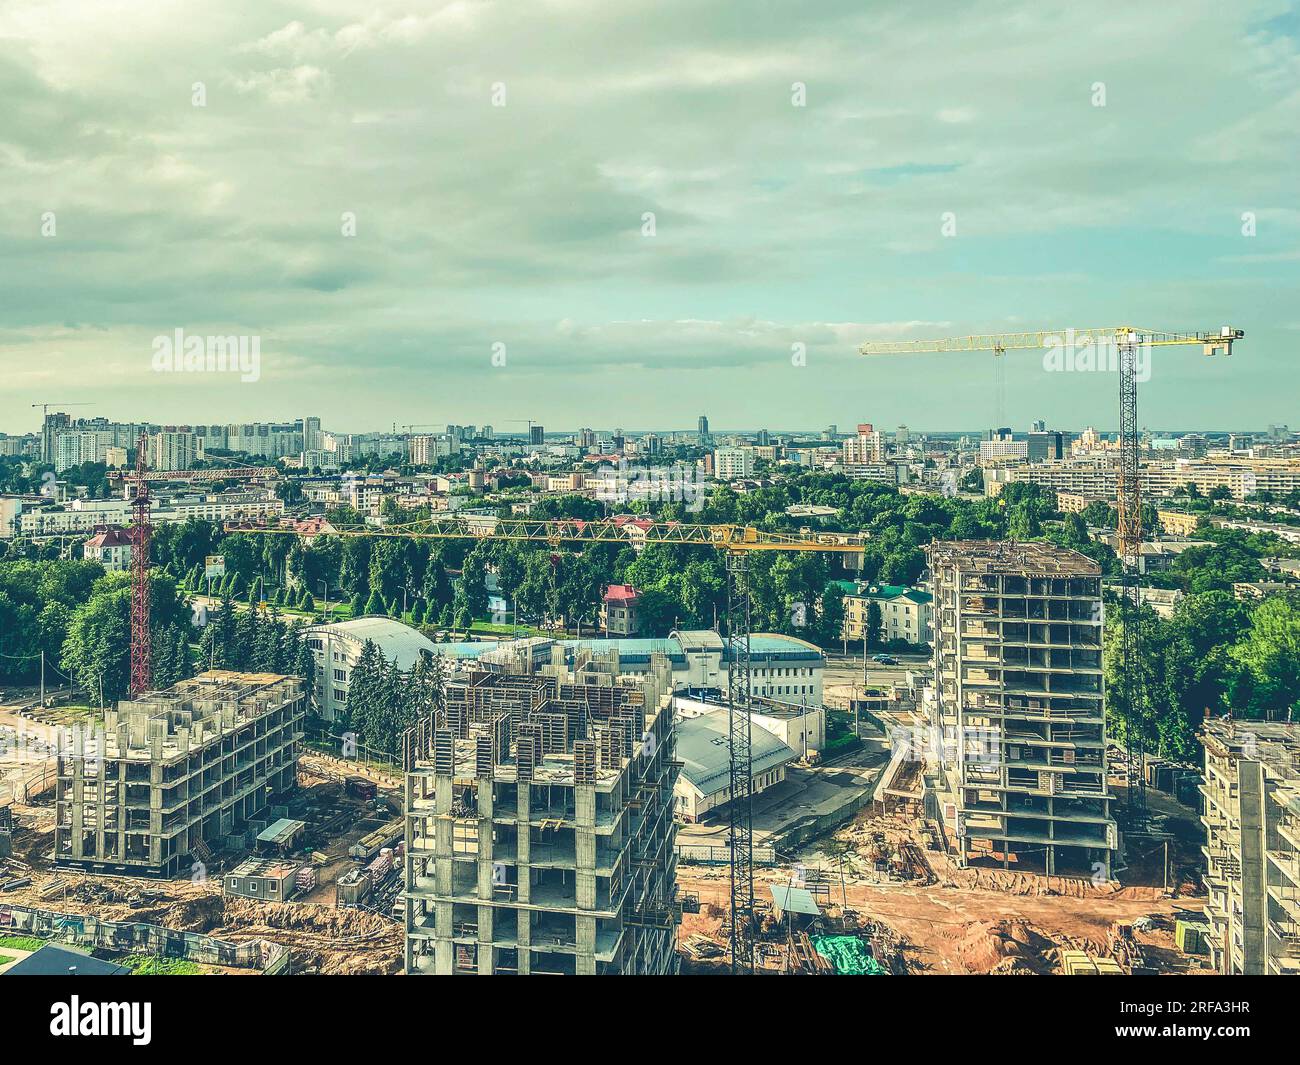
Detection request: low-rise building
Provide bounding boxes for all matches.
[303,616,439,722]
[673,706,797,823]
[601,584,642,636]
[83,525,133,572]
[838,581,934,645]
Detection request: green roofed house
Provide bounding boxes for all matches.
[837,582,933,645]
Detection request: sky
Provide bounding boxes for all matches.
[1,0,1298,436]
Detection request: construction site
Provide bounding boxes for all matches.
[402,646,682,975]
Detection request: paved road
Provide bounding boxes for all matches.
[821,650,930,702]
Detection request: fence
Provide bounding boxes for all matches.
[675,844,778,866]
[0,903,291,974]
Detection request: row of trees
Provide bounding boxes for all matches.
[1106,589,1300,761]
[194,595,317,692]
[339,642,446,756]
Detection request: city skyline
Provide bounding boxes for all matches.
[2,1,1298,430]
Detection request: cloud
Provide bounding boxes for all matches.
[0,0,1296,431]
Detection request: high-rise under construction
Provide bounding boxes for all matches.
[403,649,680,974]
[927,540,1116,878]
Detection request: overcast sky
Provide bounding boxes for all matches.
[1,0,1297,436]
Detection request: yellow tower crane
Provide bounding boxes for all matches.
[859,325,1243,811]
[227,515,866,972]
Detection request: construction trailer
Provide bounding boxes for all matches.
[225,857,302,901]
[54,672,306,879]
[926,541,1116,878]
[403,651,681,975]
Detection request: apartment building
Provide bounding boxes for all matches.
[1199,718,1300,975]
[990,457,1300,502]
[839,581,933,646]
[927,541,1115,877]
[54,672,305,879]
[148,431,204,471]
[713,446,754,480]
[843,423,885,465]
[54,429,116,472]
[404,657,680,974]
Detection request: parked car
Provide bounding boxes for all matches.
[872,654,900,665]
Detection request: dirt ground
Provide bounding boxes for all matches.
[0,755,403,974]
[677,803,1210,975]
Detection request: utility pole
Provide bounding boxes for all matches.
[40,650,45,708]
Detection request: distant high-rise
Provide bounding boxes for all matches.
[1027,431,1066,462]
[529,424,545,445]
[697,415,709,439]
[42,412,71,463]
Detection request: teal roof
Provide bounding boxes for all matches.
[833,581,932,605]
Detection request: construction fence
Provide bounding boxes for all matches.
[0,904,291,974]
[676,844,778,866]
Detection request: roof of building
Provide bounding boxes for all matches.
[427,631,825,669]
[257,817,305,846]
[770,884,821,916]
[603,584,640,603]
[3,944,128,976]
[833,580,932,605]
[84,525,133,548]
[676,710,797,798]
[307,617,437,669]
[927,539,1101,576]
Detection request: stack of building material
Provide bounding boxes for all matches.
[1060,951,1124,975]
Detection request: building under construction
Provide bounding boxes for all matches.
[54,672,306,878]
[927,541,1116,877]
[1199,717,1300,975]
[403,647,681,974]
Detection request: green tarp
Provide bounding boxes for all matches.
[811,935,888,975]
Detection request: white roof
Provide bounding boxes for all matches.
[307,616,437,670]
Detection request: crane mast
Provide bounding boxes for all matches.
[125,438,279,696]
[860,324,1243,813]
[227,515,864,971]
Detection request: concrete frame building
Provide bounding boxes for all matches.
[403,654,680,975]
[54,672,305,879]
[1199,717,1300,975]
[927,541,1115,877]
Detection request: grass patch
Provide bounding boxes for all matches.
[0,935,46,952]
[126,956,202,976]
[467,621,548,637]
[0,953,15,966]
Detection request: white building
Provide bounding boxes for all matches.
[673,705,798,823]
[149,432,204,471]
[842,423,885,464]
[303,616,439,722]
[713,446,754,480]
[83,526,133,572]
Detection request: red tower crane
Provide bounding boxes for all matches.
[123,431,278,696]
